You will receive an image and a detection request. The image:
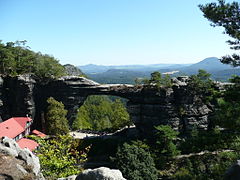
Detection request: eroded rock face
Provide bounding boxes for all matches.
[64,64,84,76]
[0,75,218,137]
[0,136,44,180]
[1,75,35,120]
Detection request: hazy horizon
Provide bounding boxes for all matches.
[78,62,194,66]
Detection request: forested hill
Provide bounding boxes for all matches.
[0,41,66,80]
[179,57,233,74]
[81,57,239,84]
[79,63,190,74]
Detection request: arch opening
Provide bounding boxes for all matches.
[71,95,132,134]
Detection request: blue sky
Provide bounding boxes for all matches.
[0,0,235,65]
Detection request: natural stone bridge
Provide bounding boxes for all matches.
[0,75,219,137]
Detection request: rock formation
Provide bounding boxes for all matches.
[1,75,35,121]
[76,167,126,180]
[58,167,126,180]
[0,75,222,137]
[0,136,44,180]
[64,64,85,76]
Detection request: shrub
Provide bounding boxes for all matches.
[173,168,195,180]
[35,135,89,179]
[188,69,216,103]
[113,142,158,180]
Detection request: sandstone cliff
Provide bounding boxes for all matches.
[0,75,222,137]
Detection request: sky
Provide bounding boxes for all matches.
[0,0,236,65]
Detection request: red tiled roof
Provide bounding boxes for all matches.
[14,117,32,129]
[32,130,46,137]
[17,138,39,151]
[0,117,32,139]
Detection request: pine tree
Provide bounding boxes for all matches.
[199,0,240,66]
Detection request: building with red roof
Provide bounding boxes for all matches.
[17,138,39,151]
[0,117,46,151]
[31,129,46,138]
[0,117,32,141]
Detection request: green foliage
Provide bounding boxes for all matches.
[173,167,194,180]
[162,74,172,87]
[153,125,180,170]
[80,137,126,161]
[46,97,69,135]
[34,135,88,179]
[113,142,158,180]
[72,95,131,132]
[155,125,180,157]
[72,105,92,130]
[149,71,162,87]
[0,40,65,79]
[188,69,216,103]
[215,100,240,130]
[130,140,150,152]
[199,0,240,66]
[214,76,240,130]
[142,71,172,88]
[179,128,240,154]
[179,126,240,158]
[172,151,240,180]
[34,53,66,80]
[225,75,240,102]
[111,98,130,129]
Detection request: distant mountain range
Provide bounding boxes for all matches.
[79,63,191,74]
[179,57,233,74]
[78,57,240,84]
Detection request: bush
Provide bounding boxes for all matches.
[141,71,172,88]
[34,135,89,179]
[113,142,158,180]
[173,168,195,180]
[214,76,240,130]
[188,69,216,103]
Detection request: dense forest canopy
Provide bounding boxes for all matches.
[72,95,131,132]
[0,40,65,79]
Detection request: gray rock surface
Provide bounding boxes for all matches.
[18,148,41,175]
[58,175,77,180]
[0,75,221,137]
[64,64,84,76]
[76,167,126,180]
[0,136,20,156]
[0,136,44,180]
[0,75,36,121]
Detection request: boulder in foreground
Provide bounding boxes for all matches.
[76,167,126,180]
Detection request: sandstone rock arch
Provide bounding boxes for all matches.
[0,75,215,137]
